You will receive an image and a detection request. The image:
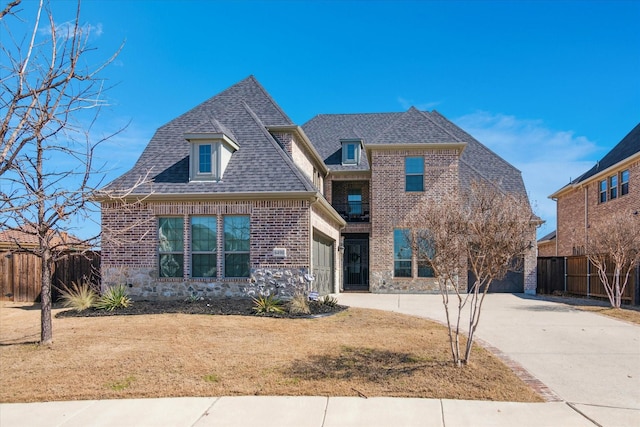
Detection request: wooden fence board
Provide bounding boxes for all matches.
[0,251,100,302]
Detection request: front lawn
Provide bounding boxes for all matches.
[0,301,542,403]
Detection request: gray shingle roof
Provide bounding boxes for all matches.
[573,123,640,184]
[302,108,528,197]
[103,76,315,195]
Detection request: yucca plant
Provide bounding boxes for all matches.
[95,284,132,311]
[252,295,285,314]
[320,295,339,308]
[288,293,310,315]
[57,279,97,312]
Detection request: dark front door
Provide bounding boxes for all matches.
[343,235,369,291]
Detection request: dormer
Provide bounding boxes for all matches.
[186,133,239,182]
[186,120,239,182]
[341,138,363,166]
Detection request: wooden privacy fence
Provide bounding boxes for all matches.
[0,251,100,302]
[537,256,639,305]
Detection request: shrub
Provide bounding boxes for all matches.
[58,279,97,312]
[289,293,310,315]
[320,295,339,308]
[95,284,132,311]
[252,295,285,314]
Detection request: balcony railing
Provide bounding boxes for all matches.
[332,202,370,223]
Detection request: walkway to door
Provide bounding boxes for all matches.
[333,292,640,427]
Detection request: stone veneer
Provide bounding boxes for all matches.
[102,265,312,300]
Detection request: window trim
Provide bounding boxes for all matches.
[599,179,607,203]
[405,157,424,192]
[393,228,412,278]
[223,215,251,279]
[190,141,221,181]
[609,175,618,200]
[341,139,362,165]
[158,217,185,278]
[191,216,218,278]
[621,169,629,196]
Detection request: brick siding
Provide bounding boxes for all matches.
[556,160,640,256]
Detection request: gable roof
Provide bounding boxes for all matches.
[550,123,640,198]
[103,76,317,196]
[302,108,528,197]
[0,227,87,251]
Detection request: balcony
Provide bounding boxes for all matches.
[332,202,370,223]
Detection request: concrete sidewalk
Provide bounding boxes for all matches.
[0,396,600,427]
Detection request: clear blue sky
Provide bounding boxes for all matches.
[8,0,640,240]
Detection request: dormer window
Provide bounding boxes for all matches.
[186,132,239,182]
[341,139,362,165]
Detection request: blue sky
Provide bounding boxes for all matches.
[6,0,640,240]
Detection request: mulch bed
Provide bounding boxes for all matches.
[55,298,347,319]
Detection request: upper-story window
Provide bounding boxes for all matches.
[186,132,239,182]
[621,169,629,196]
[405,157,424,192]
[598,169,630,203]
[341,139,362,165]
[609,175,618,200]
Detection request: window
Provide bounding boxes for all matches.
[348,188,362,216]
[394,229,412,277]
[158,217,184,278]
[416,235,435,278]
[405,157,424,191]
[599,179,607,203]
[341,139,362,165]
[224,216,250,278]
[609,175,618,200]
[198,144,212,174]
[187,132,238,182]
[191,217,217,278]
[621,169,629,196]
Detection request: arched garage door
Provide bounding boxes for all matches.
[312,231,334,295]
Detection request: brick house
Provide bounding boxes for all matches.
[100,76,537,299]
[548,123,640,256]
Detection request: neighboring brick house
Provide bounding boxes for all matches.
[549,124,640,256]
[100,76,537,299]
[537,231,557,257]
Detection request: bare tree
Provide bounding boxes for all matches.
[586,211,640,308]
[406,180,536,366]
[0,0,123,344]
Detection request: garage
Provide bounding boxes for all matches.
[312,231,335,295]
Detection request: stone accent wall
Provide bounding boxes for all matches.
[369,148,467,293]
[556,160,639,256]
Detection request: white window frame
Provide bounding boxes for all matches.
[190,141,220,181]
[341,139,362,165]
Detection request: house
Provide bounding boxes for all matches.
[100,76,537,300]
[536,230,556,257]
[0,227,87,252]
[549,123,640,256]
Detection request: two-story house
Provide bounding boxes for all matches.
[548,123,640,256]
[100,76,536,299]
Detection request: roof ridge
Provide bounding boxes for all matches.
[241,102,316,192]
[417,110,463,142]
[247,75,294,125]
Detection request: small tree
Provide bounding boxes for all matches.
[586,211,640,308]
[0,0,124,344]
[406,180,536,366]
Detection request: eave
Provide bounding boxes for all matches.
[549,151,640,200]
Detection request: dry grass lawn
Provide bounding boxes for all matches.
[0,302,542,403]
[575,305,640,325]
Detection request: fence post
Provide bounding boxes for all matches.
[586,258,591,298]
[563,257,567,293]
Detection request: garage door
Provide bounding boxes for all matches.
[468,270,524,293]
[312,232,334,295]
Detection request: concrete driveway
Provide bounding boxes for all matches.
[334,293,640,426]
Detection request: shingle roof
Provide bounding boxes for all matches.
[103,76,315,195]
[573,123,640,184]
[302,108,528,197]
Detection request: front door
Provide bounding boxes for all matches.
[343,235,369,291]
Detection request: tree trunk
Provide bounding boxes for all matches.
[40,250,53,345]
